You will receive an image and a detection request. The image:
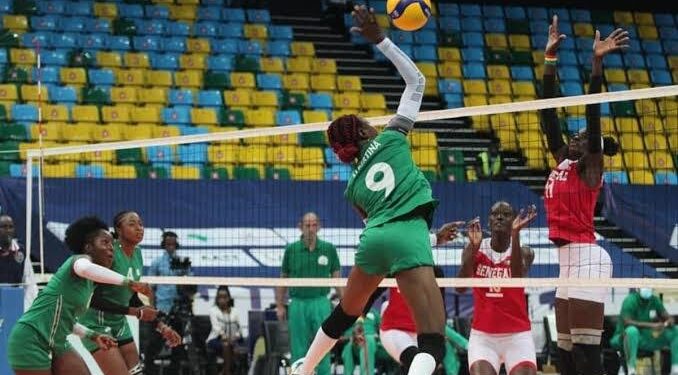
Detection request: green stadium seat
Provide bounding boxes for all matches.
[612,101,636,117]
[13,0,37,15]
[265,166,291,180]
[299,131,327,147]
[0,124,27,141]
[4,66,28,84]
[591,10,615,24]
[0,105,8,122]
[234,166,261,180]
[486,50,511,65]
[116,148,143,163]
[69,51,96,68]
[135,164,169,179]
[0,161,10,176]
[0,141,19,161]
[113,19,136,36]
[221,109,245,128]
[422,170,438,182]
[234,55,260,72]
[507,20,530,34]
[439,149,465,166]
[204,72,230,90]
[510,50,533,65]
[202,166,229,180]
[281,92,306,109]
[440,32,463,47]
[0,29,20,48]
[81,87,110,105]
[442,166,466,182]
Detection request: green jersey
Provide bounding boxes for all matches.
[282,238,340,299]
[615,292,667,336]
[17,256,94,349]
[79,241,143,329]
[345,129,436,229]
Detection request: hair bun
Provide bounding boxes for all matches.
[603,136,620,157]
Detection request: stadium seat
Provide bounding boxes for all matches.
[616,118,639,133]
[174,71,202,88]
[620,133,645,151]
[162,106,191,125]
[282,74,310,91]
[337,76,362,92]
[333,93,360,109]
[168,89,194,106]
[224,90,252,107]
[655,171,677,185]
[152,126,180,139]
[627,69,650,84]
[649,151,675,170]
[246,109,276,127]
[208,144,238,164]
[110,87,138,104]
[131,106,161,123]
[303,110,329,123]
[244,24,267,39]
[267,146,296,164]
[650,70,672,85]
[121,125,152,141]
[138,88,167,105]
[196,90,222,108]
[290,42,315,56]
[90,124,122,142]
[624,152,649,170]
[276,110,301,126]
[147,146,174,164]
[252,91,279,108]
[171,165,201,180]
[286,57,312,73]
[102,106,131,124]
[291,164,323,181]
[177,143,207,166]
[266,41,291,57]
[308,93,332,110]
[488,80,511,96]
[62,123,94,142]
[191,108,218,125]
[3,15,28,32]
[628,170,654,184]
[72,106,100,123]
[603,171,629,184]
[311,58,337,74]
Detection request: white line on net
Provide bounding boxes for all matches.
[26,85,678,158]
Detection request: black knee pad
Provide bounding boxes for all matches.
[417,333,445,365]
[321,304,359,339]
[399,346,419,371]
[557,348,577,375]
[572,343,604,375]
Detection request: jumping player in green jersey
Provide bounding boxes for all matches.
[7,216,152,375]
[79,211,181,375]
[292,5,445,375]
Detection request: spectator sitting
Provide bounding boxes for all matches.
[475,144,507,181]
[0,214,25,285]
[207,286,244,375]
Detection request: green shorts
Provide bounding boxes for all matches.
[7,322,72,370]
[81,317,134,352]
[355,216,434,275]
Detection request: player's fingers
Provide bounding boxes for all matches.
[552,14,558,28]
[594,29,601,42]
[349,26,363,34]
[559,34,567,40]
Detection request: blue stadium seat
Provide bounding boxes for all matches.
[443,94,463,108]
[151,53,179,70]
[265,41,290,57]
[438,79,463,94]
[10,164,37,178]
[0,49,5,64]
[257,74,282,90]
[12,104,39,122]
[141,20,167,36]
[33,66,59,83]
[526,6,548,20]
[238,40,262,55]
[118,4,144,18]
[21,32,51,48]
[655,171,677,185]
[646,54,668,69]
[197,90,222,107]
[504,6,526,19]
[460,4,481,16]
[623,53,646,69]
[659,26,677,40]
[461,17,483,32]
[438,17,461,32]
[276,110,301,126]
[389,31,413,44]
[79,34,107,50]
[178,126,209,136]
[325,165,351,181]
[600,102,611,117]
[309,93,333,110]
[49,86,77,103]
[133,36,162,52]
[624,26,638,39]
[438,3,459,16]
[482,5,504,18]
[461,32,484,47]
[59,17,87,33]
[269,26,294,40]
[31,16,58,31]
[85,19,111,33]
[570,9,591,22]
[627,40,642,53]
[197,6,222,21]
[463,64,486,79]
[76,165,104,178]
[147,146,174,164]
[511,66,533,81]
[461,47,484,62]
[561,82,583,96]
[549,8,570,20]
[52,33,78,49]
[566,116,586,133]
[168,21,190,37]
[203,0,224,4]
[484,18,506,33]
[70,1,91,15]
[650,70,672,85]
[169,89,194,105]
[559,66,581,82]
[595,24,616,37]
[575,37,593,51]
[413,45,437,61]
[38,1,64,14]
[369,1,387,13]
[557,22,573,35]
[529,21,549,34]
[145,5,170,19]
[324,147,341,165]
[178,144,207,165]
[88,69,115,86]
[194,21,219,38]
[162,106,191,125]
[604,171,629,185]
[559,51,578,66]
[663,40,678,55]
[222,8,246,22]
[608,83,629,92]
[558,37,575,50]
[603,53,623,68]
[207,55,234,71]
[530,35,548,51]
[107,36,131,51]
[641,40,663,54]
[247,9,271,23]
[163,37,186,53]
[653,13,675,27]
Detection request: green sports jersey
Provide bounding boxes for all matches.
[282,238,340,299]
[615,292,667,336]
[345,129,437,229]
[79,241,143,329]
[17,256,94,349]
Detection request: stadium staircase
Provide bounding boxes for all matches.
[271,11,677,277]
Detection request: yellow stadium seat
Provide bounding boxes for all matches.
[425,77,439,96]
[245,109,276,127]
[94,3,117,18]
[508,35,530,49]
[437,47,461,61]
[296,147,324,165]
[634,12,654,25]
[488,80,511,96]
[331,109,354,120]
[41,104,69,122]
[619,133,644,151]
[669,56,678,70]
[360,93,386,110]
[260,57,285,73]
[10,48,36,65]
[282,74,310,91]
[121,124,153,140]
[412,148,438,167]
[438,62,462,78]
[244,24,268,39]
[59,68,87,85]
[464,95,488,107]
[174,71,202,88]
[230,72,256,89]
[3,15,28,31]
[600,117,616,135]
[287,57,312,73]
[97,52,122,68]
[180,54,206,70]
[635,99,659,116]
[290,42,315,56]
[171,165,201,180]
[71,105,100,123]
[21,85,47,102]
[463,80,487,95]
[292,164,323,181]
[658,98,677,116]
[532,50,545,64]
[604,69,627,83]
[224,89,252,107]
[311,58,337,74]
[533,66,544,80]
[515,112,540,130]
[146,71,173,87]
[416,62,437,78]
[573,23,594,37]
[604,154,624,170]
[18,142,50,160]
[564,105,586,117]
[31,122,63,142]
[242,135,269,145]
[208,144,238,164]
[0,84,18,101]
[640,116,665,133]
[152,125,180,138]
[252,91,278,108]
[613,11,634,25]
[267,146,296,164]
[375,14,390,29]
[495,129,519,151]
[124,52,150,68]
[361,109,387,117]
[131,106,160,123]
[311,74,336,91]
[489,95,511,105]
[333,93,360,109]
[303,110,329,123]
[91,123,122,142]
[117,69,145,86]
[627,69,650,84]
[486,65,510,79]
[638,25,658,39]
[191,108,218,125]
[169,5,197,20]
[624,152,649,169]
[185,38,210,54]
[491,114,517,131]
[102,106,131,123]
[616,118,639,133]
[485,33,508,48]
[104,164,136,179]
[629,170,654,184]
[239,145,267,163]
[83,149,115,163]
[644,133,668,151]
[649,151,674,170]
[410,132,437,148]
[337,76,362,92]
[62,123,94,142]
[138,88,167,104]
[42,163,76,178]
[511,82,536,96]
[524,147,546,169]
[270,133,297,146]
[111,87,138,104]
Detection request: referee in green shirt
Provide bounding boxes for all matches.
[276,212,342,375]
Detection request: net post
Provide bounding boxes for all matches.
[25,155,33,275]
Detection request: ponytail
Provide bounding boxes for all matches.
[603,136,619,157]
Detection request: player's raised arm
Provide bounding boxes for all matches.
[510,205,537,277]
[540,15,568,162]
[456,219,481,292]
[350,4,424,135]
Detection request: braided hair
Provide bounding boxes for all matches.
[327,114,364,163]
[112,210,136,239]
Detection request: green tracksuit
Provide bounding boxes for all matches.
[443,325,469,375]
[341,310,390,375]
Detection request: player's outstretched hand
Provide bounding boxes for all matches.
[512,205,537,233]
[593,28,630,58]
[129,281,153,298]
[94,334,118,351]
[436,221,465,246]
[350,4,385,45]
[466,218,482,248]
[545,15,567,55]
[158,323,182,348]
[133,305,159,322]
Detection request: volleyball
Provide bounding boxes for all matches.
[386,0,432,31]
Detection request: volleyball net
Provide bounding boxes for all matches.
[20,85,677,293]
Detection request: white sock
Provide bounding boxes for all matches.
[671,364,678,374]
[299,328,337,375]
[627,366,636,375]
[407,353,436,375]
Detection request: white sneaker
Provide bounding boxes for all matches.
[290,358,307,375]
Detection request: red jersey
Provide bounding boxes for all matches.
[544,159,601,244]
[380,287,416,333]
[472,238,530,334]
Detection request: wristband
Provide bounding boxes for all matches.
[429,233,438,247]
[544,56,558,65]
[122,278,131,287]
[136,308,144,320]
[544,53,557,59]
